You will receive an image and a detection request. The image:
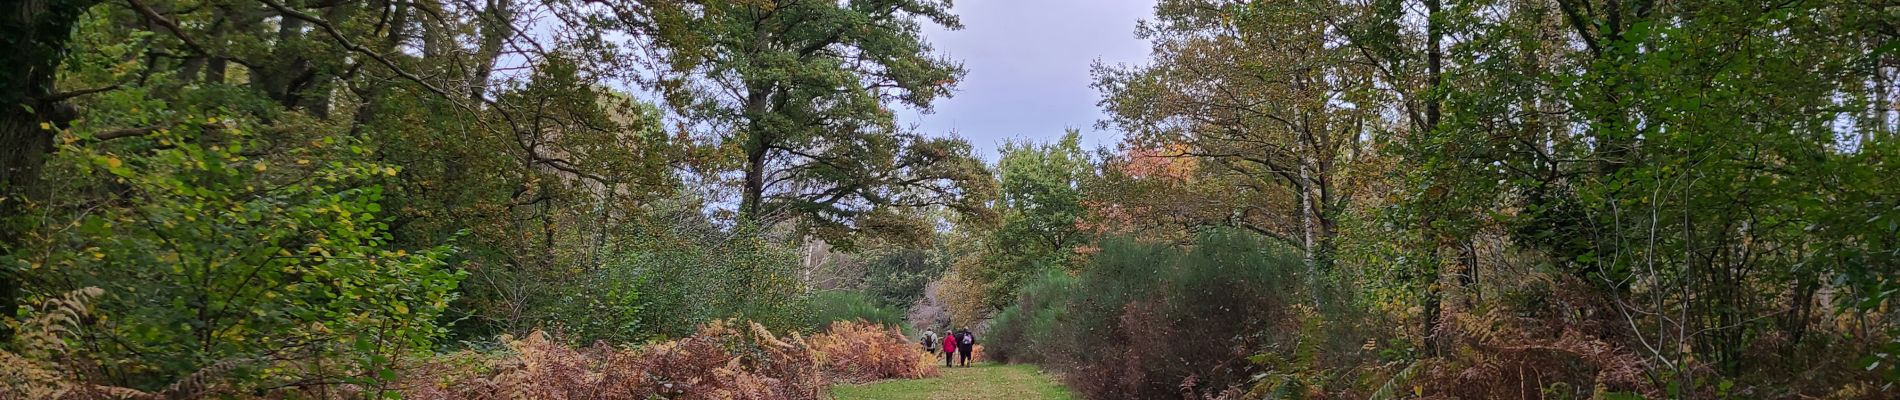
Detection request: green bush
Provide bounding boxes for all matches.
[476,216,815,345]
[618,225,813,340]
[861,248,944,309]
[987,270,1075,364]
[808,290,905,332]
[987,229,1378,398]
[5,121,464,391]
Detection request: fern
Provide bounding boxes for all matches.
[1366,361,1420,400]
[1,287,125,399]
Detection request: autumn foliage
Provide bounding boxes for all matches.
[808,320,941,383]
[398,320,934,400]
[4,315,937,399]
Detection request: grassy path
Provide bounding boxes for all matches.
[830,362,1078,400]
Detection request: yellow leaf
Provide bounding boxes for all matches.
[106,157,122,169]
[384,167,398,176]
[254,162,268,172]
[297,159,310,165]
[39,122,51,130]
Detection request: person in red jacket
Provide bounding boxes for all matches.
[941,330,957,367]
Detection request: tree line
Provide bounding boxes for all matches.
[958,0,1900,397]
[0,0,989,394]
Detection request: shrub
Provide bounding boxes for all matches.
[808,291,905,332]
[399,319,937,399]
[403,320,826,400]
[808,320,940,383]
[987,271,1075,363]
[512,225,815,344]
[3,130,463,393]
[861,248,945,309]
[986,229,1381,399]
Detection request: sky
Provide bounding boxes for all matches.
[894,0,1156,161]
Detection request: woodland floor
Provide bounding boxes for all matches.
[830,362,1078,400]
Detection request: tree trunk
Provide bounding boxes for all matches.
[737,87,772,226]
[1298,141,1325,308]
[1419,0,1447,354]
[469,0,513,102]
[0,0,97,341]
[740,140,768,225]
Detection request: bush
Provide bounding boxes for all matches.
[986,229,1380,399]
[861,248,944,309]
[809,291,905,332]
[514,223,815,344]
[808,320,941,383]
[987,271,1075,364]
[398,319,937,399]
[404,319,826,400]
[2,130,463,393]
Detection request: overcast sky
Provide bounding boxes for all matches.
[895,0,1155,161]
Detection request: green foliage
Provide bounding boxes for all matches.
[860,247,945,309]
[987,230,1377,398]
[6,114,461,390]
[808,291,904,332]
[625,223,814,340]
[643,0,993,245]
[971,131,1094,310]
[1392,0,1900,388]
[986,271,1074,364]
[461,209,817,344]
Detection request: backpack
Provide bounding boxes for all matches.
[960,333,973,345]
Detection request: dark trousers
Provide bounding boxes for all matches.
[957,346,972,366]
[943,349,954,366]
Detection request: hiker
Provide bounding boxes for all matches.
[941,329,957,367]
[955,327,975,367]
[920,330,938,355]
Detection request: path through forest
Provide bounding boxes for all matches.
[830,362,1077,400]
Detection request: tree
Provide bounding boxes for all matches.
[640,0,993,244]
[0,0,691,388]
[971,130,1094,310]
[1095,0,1383,299]
[1,0,100,341]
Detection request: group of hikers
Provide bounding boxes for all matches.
[921,328,977,367]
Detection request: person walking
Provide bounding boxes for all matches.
[955,327,976,367]
[920,330,938,356]
[940,329,957,367]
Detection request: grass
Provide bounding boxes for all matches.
[830,362,1078,400]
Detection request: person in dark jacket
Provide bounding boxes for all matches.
[954,327,975,367]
